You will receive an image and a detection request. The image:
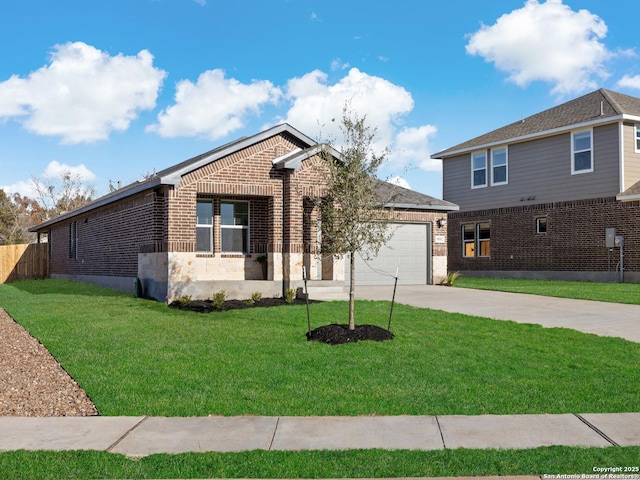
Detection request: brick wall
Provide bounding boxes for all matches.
[49,189,165,277]
[448,196,639,276]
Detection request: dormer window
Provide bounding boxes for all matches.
[572,129,593,174]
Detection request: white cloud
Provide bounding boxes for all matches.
[284,68,414,148]
[387,176,411,190]
[617,74,640,90]
[43,160,96,181]
[1,161,97,198]
[392,125,439,172]
[283,68,438,174]
[0,42,166,143]
[147,69,281,139]
[330,58,350,71]
[0,180,35,199]
[466,0,610,95]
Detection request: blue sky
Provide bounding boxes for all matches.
[2,0,640,200]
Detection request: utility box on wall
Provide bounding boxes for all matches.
[606,228,617,248]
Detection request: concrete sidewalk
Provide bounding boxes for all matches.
[354,285,640,343]
[1,413,639,457]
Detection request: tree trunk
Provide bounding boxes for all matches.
[348,249,356,330]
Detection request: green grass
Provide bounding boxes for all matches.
[455,276,640,304]
[1,447,640,479]
[0,279,638,417]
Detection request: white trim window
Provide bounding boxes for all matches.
[491,147,508,185]
[572,129,593,174]
[221,201,249,253]
[196,200,214,253]
[536,217,547,234]
[635,124,640,152]
[471,151,487,188]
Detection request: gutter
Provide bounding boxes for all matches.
[384,202,459,211]
[29,177,173,232]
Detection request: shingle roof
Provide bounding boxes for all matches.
[373,180,458,211]
[432,89,640,158]
[31,123,315,231]
[30,123,457,231]
[617,179,640,201]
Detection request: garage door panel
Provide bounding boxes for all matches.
[354,223,430,285]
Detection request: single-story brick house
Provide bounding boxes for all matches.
[31,124,458,301]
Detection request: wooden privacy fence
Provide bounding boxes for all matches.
[0,244,49,283]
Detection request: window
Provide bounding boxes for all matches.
[477,223,491,257]
[635,125,640,151]
[536,217,547,234]
[462,223,490,258]
[196,200,213,253]
[462,224,475,257]
[68,221,77,259]
[572,130,593,173]
[491,147,508,185]
[471,151,487,188]
[221,201,249,253]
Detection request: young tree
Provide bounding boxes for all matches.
[315,107,394,330]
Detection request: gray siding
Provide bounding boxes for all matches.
[443,123,621,212]
[623,122,640,190]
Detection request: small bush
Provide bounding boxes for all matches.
[284,288,297,304]
[442,271,461,287]
[212,290,227,310]
[178,295,192,307]
[251,291,262,303]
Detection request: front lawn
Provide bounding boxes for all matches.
[2,447,640,480]
[454,276,640,304]
[0,279,638,417]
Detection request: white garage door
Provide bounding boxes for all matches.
[353,223,431,285]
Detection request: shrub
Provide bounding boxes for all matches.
[284,288,297,304]
[251,291,262,303]
[442,271,461,287]
[178,295,192,307]
[212,290,227,310]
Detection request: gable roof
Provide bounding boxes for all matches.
[31,124,456,232]
[30,123,316,231]
[432,89,640,159]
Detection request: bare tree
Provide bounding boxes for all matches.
[31,170,96,221]
[315,106,394,330]
[0,189,26,245]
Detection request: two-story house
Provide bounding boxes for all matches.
[432,89,640,283]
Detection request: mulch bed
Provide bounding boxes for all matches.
[306,324,394,345]
[168,297,309,312]
[169,297,394,345]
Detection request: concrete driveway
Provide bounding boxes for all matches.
[355,284,640,343]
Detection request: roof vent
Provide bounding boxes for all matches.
[600,101,604,116]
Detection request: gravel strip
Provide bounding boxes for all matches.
[0,307,98,416]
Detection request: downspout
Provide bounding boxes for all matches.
[282,169,287,298]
